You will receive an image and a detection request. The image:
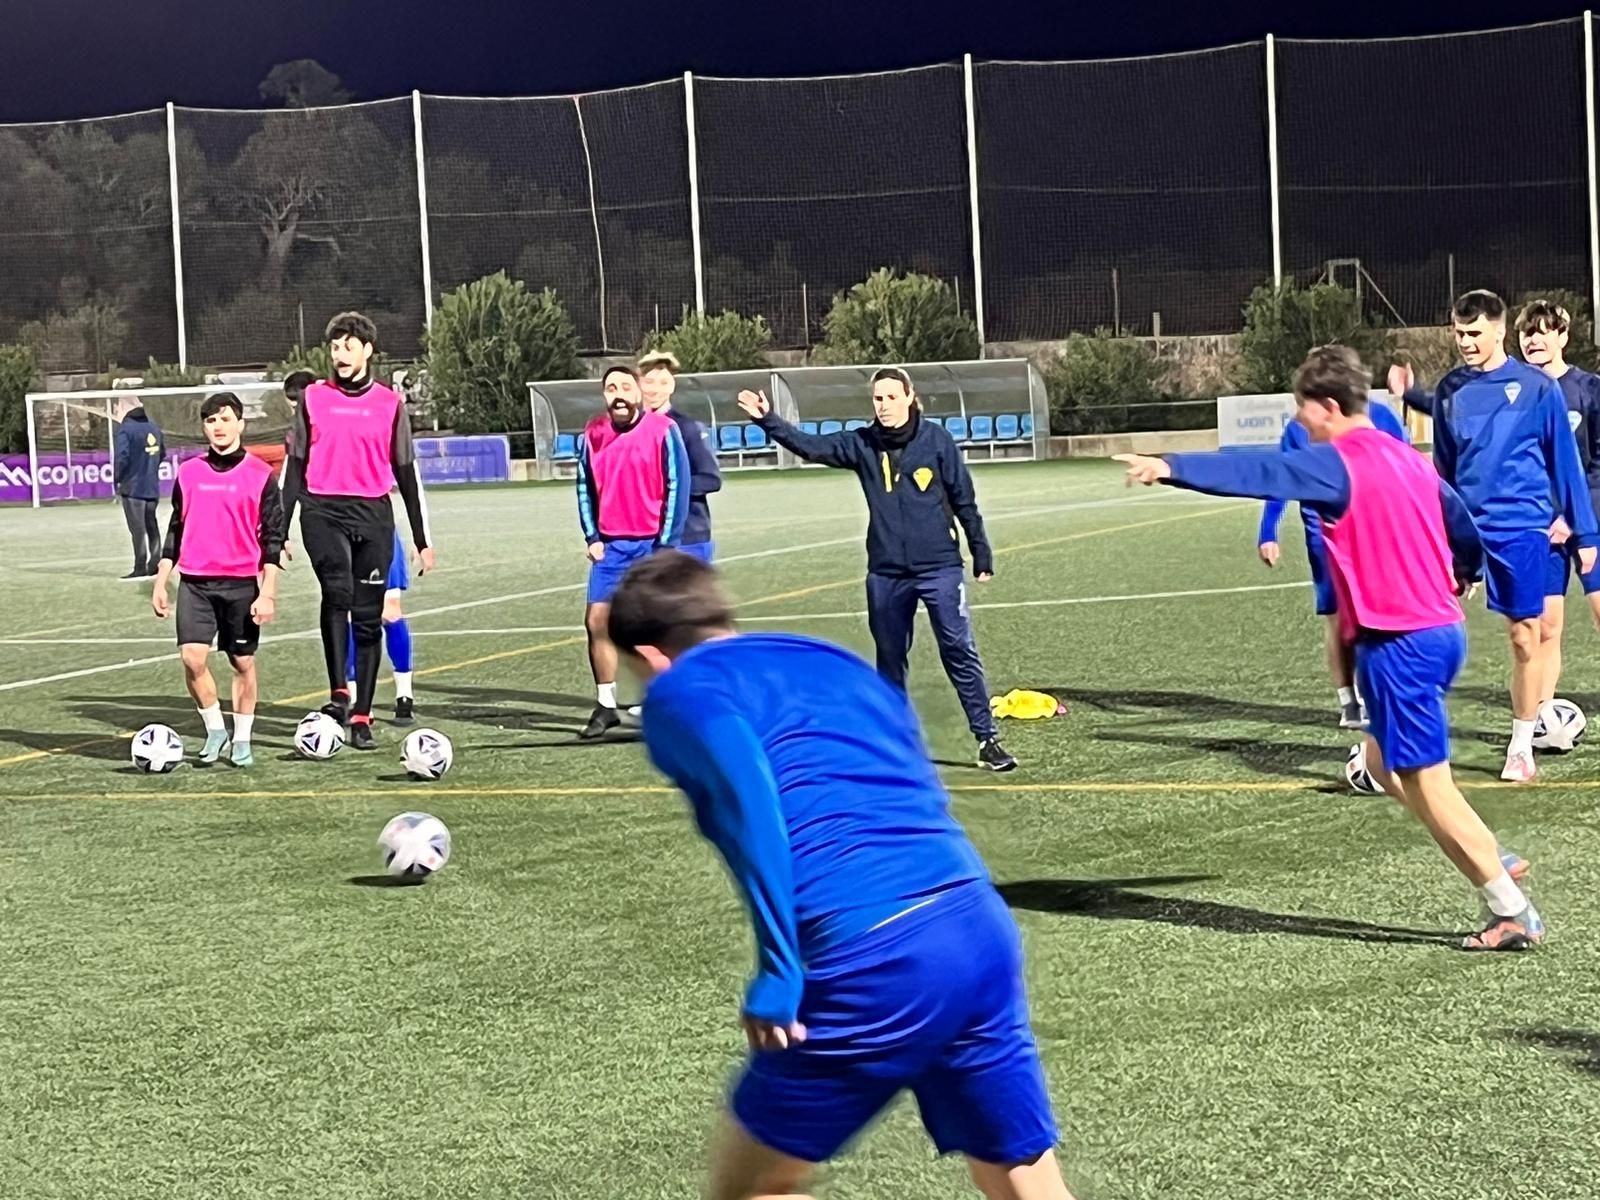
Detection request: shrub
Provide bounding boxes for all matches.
[1237,281,1392,394]
[814,269,979,365]
[1042,330,1164,435]
[0,343,39,454]
[645,310,772,373]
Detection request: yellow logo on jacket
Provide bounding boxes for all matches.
[913,467,934,492]
[144,433,160,456]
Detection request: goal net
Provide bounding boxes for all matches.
[19,381,291,507]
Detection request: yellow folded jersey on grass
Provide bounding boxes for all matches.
[989,689,1066,720]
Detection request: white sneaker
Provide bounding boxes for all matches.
[619,705,643,728]
[1500,750,1537,784]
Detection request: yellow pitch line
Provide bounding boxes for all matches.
[739,503,1246,608]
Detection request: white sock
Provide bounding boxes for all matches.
[198,703,225,733]
[1480,871,1528,918]
[233,714,254,742]
[1337,686,1356,707]
[395,671,414,700]
[1509,718,1536,756]
[346,678,357,695]
[597,682,618,708]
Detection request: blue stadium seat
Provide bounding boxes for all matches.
[719,425,745,451]
[744,424,768,448]
[924,414,944,428]
[1020,413,1035,437]
[799,421,820,435]
[995,414,1020,440]
[844,419,867,430]
[554,433,578,459]
[970,415,995,441]
[945,416,969,441]
[820,420,844,435]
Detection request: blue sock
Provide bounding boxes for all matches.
[345,625,358,683]
[385,617,413,673]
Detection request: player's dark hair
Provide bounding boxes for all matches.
[199,391,244,420]
[608,551,735,655]
[1292,345,1371,417]
[871,366,914,395]
[1452,289,1507,324]
[638,350,680,375]
[603,364,640,387]
[281,369,316,406]
[325,310,378,348]
[1516,298,1571,337]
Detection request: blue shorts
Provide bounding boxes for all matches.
[1544,542,1600,598]
[1481,529,1549,619]
[731,882,1058,1166]
[386,529,408,593]
[678,540,716,564]
[1355,623,1467,772]
[1307,543,1337,617]
[586,538,657,604]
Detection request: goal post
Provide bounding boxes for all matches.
[18,381,291,508]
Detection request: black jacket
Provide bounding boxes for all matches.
[757,410,994,577]
[114,407,165,500]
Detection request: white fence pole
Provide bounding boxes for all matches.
[685,71,707,316]
[166,102,188,368]
[1587,14,1599,344]
[25,395,41,509]
[963,53,987,347]
[413,90,436,332]
[573,96,611,352]
[1265,36,1283,288]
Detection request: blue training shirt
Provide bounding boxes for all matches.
[1430,357,1598,544]
[641,633,989,1026]
[1554,366,1600,521]
[1258,402,1407,549]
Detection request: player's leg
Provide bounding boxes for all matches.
[1482,530,1549,781]
[300,510,357,720]
[385,590,415,725]
[967,1154,1075,1200]
[865,573,918,689]
[1309,546,1362,728]
[175,580,228,762]
[583,599,622,738]
[706,1116,817,1200]
[346,529,392,749]
[120,496,148,578]
[221,579,262,767]
[140,498,160,576]
[917,568,1015,772]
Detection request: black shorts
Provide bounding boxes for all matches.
[177,577,261,656]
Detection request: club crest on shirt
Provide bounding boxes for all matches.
[913,467,934,492]
[1505,382,1522,404]
[1570,410,1584,433]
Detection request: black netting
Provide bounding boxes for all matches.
[423,94,605,349]
[695,66,973,348]
[0,110,177,372]
[1279,21,1589,326]
[176,99,424,366]
[977,48,1272,340]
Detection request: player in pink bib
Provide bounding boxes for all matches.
[1118,346,1543,952]
[151,393,286,768]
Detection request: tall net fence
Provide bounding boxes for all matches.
[1277,20,1590,325]
[976,47,1272,341]
[0,110,177,371]
[695,66,974,347]
[175,99,425,366]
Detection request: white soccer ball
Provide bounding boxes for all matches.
[1533,699,1587,753]
[295,711,345,760]
[1345,743,1385,794]
[131,723,184,773]
[378,811,451,878]
[401,728,454,780]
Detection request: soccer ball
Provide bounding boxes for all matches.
[295,712,345,759]
[1533,699,1587,753]
[378,811,451,878]
[131,723,184,773]
[1344,743,1385,794]
[401,728,454,780]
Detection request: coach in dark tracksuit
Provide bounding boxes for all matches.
[114,397,165,579]
[738,367,1016,772]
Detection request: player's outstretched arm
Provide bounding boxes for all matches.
[1117,446,1350,516]
[737,390,858,467]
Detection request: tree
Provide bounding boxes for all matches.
[424,272,580,432]
[815,269,979,365]
[1237,281,1392,394]
[259,60,352,109]
[1042,330,1163,435]
[0,343,38,455]
[645,311,772,373]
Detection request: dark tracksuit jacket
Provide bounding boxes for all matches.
[114,406,165,572]
[665,407,722,546]
[755,408,998,739]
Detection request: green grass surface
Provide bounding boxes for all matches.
[3,460,1598,1199]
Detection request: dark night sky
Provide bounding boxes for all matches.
[0,0,1591,122]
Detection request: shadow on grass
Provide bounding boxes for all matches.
[1505,1028,1600,1077]
[0,728,131,762]
[1094,729,1340,783]
[347,875,426,888]
[1044,688,1337,731]
[999,875,1461,946]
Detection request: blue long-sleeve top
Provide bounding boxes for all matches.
[1258,402,1407,548]
[641,634,990,1025]
[1554,366,1600,523]
[665,407,722,545]
[1423,358,1598,544]
[1167,441,1483,586]
[574,417,692,546]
